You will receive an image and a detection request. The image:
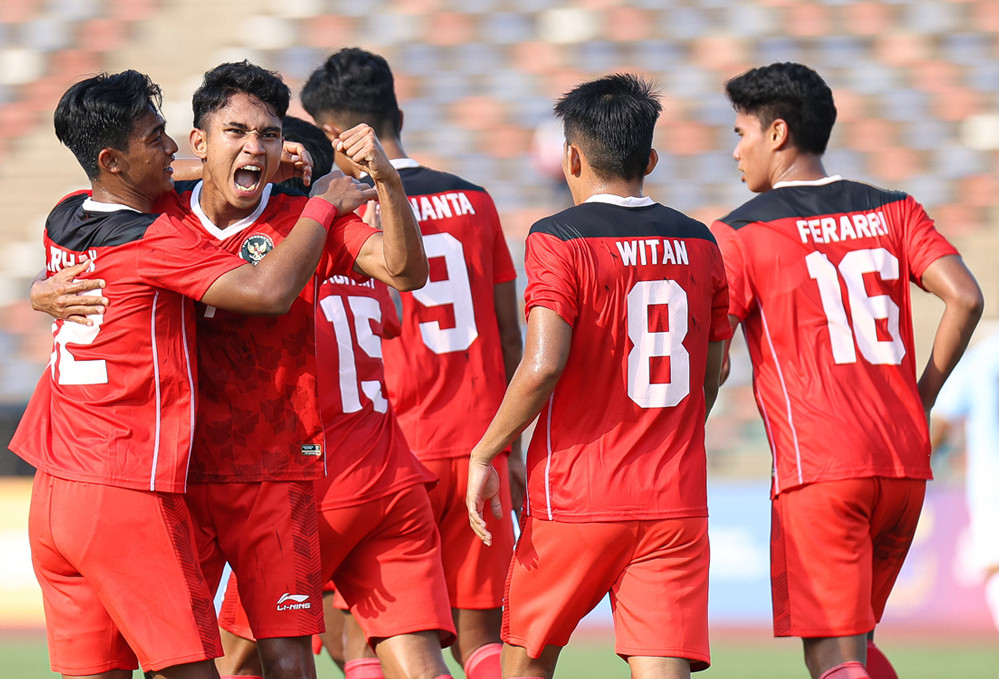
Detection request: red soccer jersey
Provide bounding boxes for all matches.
[9,192,245,493]
[313,274,435,509]
[523,195,732,522]
[710,176,958,496]
[172,181,377,483]
[380,161,517,460]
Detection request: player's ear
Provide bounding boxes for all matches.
[190,127,208,160]
[770,119,790,149]
[644,148,658,176]
[563,142,582,178]
[98,148,121,175]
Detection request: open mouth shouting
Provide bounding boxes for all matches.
[234,163,263,195]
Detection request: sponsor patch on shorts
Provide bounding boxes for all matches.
[301,444,322,457]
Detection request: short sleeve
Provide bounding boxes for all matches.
[709,220,754,322]
[320,213,379,280]
[899,195,959,288]
[708,243,734,342]
[138,215,245,300]
[375,281,402,339]
[524,230,578,327]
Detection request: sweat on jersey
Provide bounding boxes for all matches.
[523,194,732,523]
[10,191,245,493]
[710,176,958,496]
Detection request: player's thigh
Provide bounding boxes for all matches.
[218,480,324,639]
[44,475,221,672]
[184,482,228,591]
[317,499,382,583]
[612,517,709,671]
[433,455,516,609]
[334,485,455,646]
[504,517,635,658]
[869,478,925,620]
[771,479,878,638]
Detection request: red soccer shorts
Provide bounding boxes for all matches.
[28,471,221,674]
[220,483,455,646]
[770,477,926,637]
[186,480,323,639]
[424,454,515,609]
[503,515,710,670]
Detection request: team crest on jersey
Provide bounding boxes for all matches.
[240,234,273,264]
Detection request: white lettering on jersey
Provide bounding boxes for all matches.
[796,211,890,244]
[324,275,375,289]
[615,239,690,267]
[409,192,477,222]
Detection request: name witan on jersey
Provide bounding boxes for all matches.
[324,275,375,289]
[615,238,689,267]
[796,211,890,244]
[47,245,97,273]
[409,192,476,222]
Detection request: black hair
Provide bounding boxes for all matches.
[724,62,837,155]
[192,60,290,129]
[54,70,162,180]
[553,73,662,182]
[278,116,335,194]
[301,47,401,138]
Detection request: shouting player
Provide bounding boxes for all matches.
[174,61,426,679]
[12,70,373,679]
[301,48,523,679]
[710,62,983,679]
[467,74,731,679]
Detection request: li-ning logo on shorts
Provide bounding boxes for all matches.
[240,234,274,264]
[276,593,311,611]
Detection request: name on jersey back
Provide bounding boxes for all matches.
[615,238,689,267]
[409,192,476,222]
[796,210,889,245]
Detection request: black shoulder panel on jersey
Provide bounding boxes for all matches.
[529,202,717,244]
[173,179,200,195]
[718,180,908,230]
[45,193,160,250]
[360,165,485,196]
[269,182,309,198]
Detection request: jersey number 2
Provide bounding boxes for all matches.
[320,294,388,414]
[52,288,108,385]
[627,279,690,408]
[806,248,905,365]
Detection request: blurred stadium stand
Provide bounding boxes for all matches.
[1,0,997,481]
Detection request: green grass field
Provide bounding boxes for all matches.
[3,631,997,678]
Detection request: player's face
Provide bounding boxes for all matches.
[195,91,283,214]
[732,110,773,193]
[121,107,179,202]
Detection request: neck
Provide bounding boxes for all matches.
[90,179,158,213]
[381,137,409,161]
[570,176,645,206]
[770,153,827,187]
[198,181,256,227]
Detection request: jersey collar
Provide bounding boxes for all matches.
[81,197,141,213]
[390,157,420,170]
[584,194,655,208]
[773,175,843,189]
[189,180,273,240]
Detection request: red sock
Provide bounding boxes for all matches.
[464,642,502,679]
[865,640,899,679]
[345,658,384,679]
[819,661,870,679]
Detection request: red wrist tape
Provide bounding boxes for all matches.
[301,197,337,232]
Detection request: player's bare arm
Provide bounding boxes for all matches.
[171,140,314,185]
[337,124,428,291]
[704,340,726,419]
[30,261,107,326]
[718,315,741,385]
[494,279,527,514]
[200,169,377,315]
[467,307,571,545]
[916,254,983,414]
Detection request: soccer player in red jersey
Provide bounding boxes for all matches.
[174,62,426,679]
[301,48,524,679]
[214,116,457,679]
[11,70,373,679]
[710,62,984,679]
[467,74,732,679]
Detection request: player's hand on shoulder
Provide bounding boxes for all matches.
[30,260,107,326]
[310,168,378,216]
[333,124,397,184]
[273,141,314,187]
